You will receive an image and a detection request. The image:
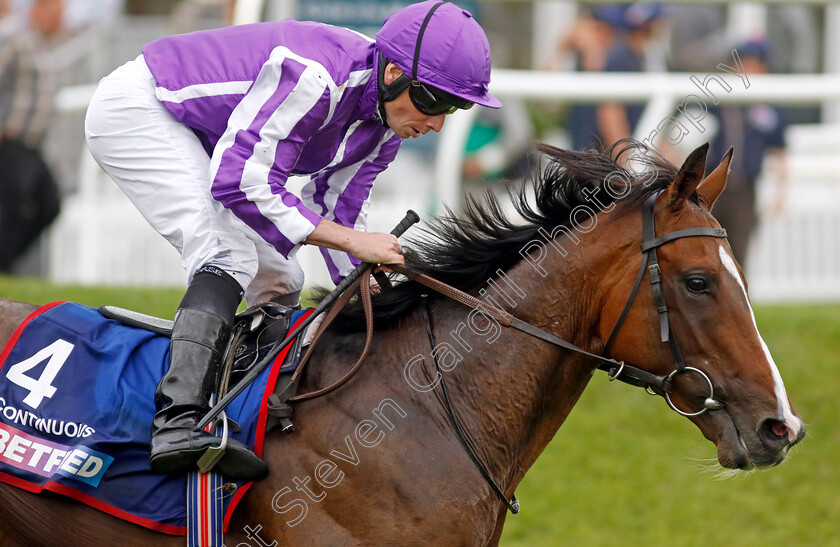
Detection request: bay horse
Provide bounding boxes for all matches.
[0,142,804,545]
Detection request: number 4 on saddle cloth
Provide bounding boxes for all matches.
[0,301,314,536]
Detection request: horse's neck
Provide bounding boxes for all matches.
[426,250,604,492]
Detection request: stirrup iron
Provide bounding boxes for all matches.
[196,410,230,474]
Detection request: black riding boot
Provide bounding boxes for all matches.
[149,267,269,481]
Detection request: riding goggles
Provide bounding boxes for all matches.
[408,80,474,116]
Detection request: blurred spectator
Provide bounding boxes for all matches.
[11,0,122,36]
[27,0,62,37]
[171,0,235,33]
[0,0,60,271]
[665,5,726,72]
[547,4,667,152]
[595,3,667,150]
[545,6,616,73]
[462,97,534,185]
[709,38,788,263]
[544,6,617,151]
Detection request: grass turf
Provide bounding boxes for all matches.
[0,276,836,544]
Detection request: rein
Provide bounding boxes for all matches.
[396,191,729,417]
[390,264,667,392]
[283,191,730,515]
[277,268,376,404]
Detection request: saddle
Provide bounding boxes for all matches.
[99,302,310,434]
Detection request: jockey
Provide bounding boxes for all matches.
[84,0,501,480]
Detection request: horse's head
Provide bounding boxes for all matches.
[601,143,805,470]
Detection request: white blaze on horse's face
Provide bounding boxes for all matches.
[717,245,804,443]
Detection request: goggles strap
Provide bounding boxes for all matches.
[412,1,447,79]
[376,1,451,124]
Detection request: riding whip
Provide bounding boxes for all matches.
[196,209,420,431]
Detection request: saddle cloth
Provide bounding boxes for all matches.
[0,301,313,535]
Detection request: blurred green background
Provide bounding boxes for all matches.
[0,277,836,545]
[501,304,838,546]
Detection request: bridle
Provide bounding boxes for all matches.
[603,191,729,417]
[403,191,729,419]
[393,190,729,513]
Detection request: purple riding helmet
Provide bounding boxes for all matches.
[375,0,502,121]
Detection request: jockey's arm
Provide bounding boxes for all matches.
[305,219,405,265]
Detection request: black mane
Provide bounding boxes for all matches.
[326,140,679,330]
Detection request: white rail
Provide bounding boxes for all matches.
[435,70,840,302]
[435,71,840,209]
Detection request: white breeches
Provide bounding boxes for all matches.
[84,56,304,306]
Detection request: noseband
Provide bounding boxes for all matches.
[604,191,728,416]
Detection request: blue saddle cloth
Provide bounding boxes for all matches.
[0,302,312,535]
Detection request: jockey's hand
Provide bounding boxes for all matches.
[349,231,405,265]
[305,219,405,265]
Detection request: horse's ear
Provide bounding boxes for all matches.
[697,147,734,210]
[667,142,709,210]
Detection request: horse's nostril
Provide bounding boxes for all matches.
[759,418,790,446]
[770,420,787,438]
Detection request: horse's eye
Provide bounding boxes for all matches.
[685,276,709,293]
